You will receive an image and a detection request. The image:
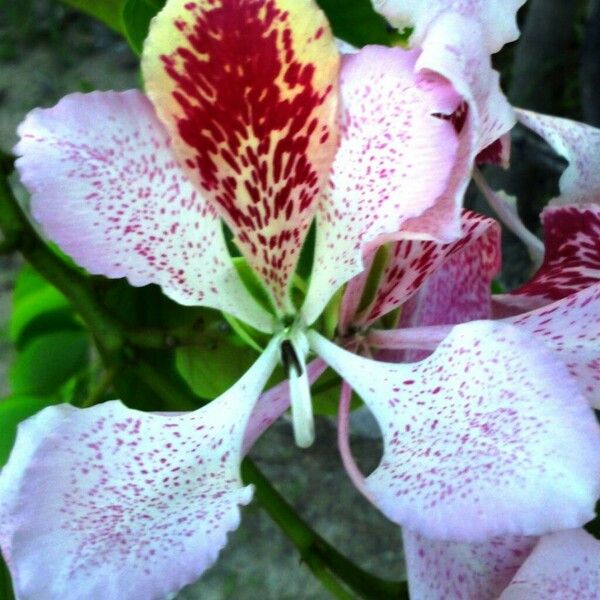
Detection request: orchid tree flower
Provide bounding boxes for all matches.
[333,117,600,598]
[1,1,600,600]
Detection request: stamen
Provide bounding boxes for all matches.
[280,339,303,376]
[290,363,314,448]
[280,332,314,448]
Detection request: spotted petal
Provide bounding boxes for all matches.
[499,530,600,599]
[0,339,280,600]
[415,12,515,156]
[15,90,273,332]
[143,0,340,312]
[372,0,526,54]
[403,530,537,600]
[507,284,600,408]
[347,211,500,328]
[303,45,461,325]
[504,204,600,308]
[309,324,600,541]
[516,109,600,206]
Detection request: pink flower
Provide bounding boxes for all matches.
[0,1,598,599]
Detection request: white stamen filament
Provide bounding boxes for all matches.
[284,330,314,448]
[290,362,315,448]
[367,325,452,351]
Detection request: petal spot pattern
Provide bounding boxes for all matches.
[144,0,340,310]
[14,90,273,332]
[2,339,281,600]
[309,324,600,540]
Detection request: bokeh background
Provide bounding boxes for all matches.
[0,1,598,598]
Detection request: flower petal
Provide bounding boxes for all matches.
[349,211,500,327]
[507,283,600,408]
[372,0,526,54]
[15,90,273,332]
[142,0,340,312]
[403,529,537,600]
[396,210,501,358]
[415,12,515,155]
[499,530,600,599]
[516,109,600,206]
[302,45,461,325]
[309,323,600,541]
[506,204,600,306]
[0,339,280,600]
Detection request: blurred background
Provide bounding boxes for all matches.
[0,0,598,597]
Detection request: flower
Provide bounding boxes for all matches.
[1,1,599,599]
[334,107,600,598]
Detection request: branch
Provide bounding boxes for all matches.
[242,460,409,600]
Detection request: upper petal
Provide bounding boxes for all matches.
[517,109,600,207]
[142,0,340,312]
[372,0,526,54]
[415,12,516,156]
[309,324,600,541]
[392,208,501,364]
[15,90,273,332]
[0,338,280,600]
[302,45,461,325]
[403,529,537,600]
[499,530,600,599]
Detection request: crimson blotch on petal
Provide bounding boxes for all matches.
[142,0,340,312]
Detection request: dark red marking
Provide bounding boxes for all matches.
[160,0,334,304]
[512,206,600,301]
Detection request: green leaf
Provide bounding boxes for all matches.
[0,394,59,468]
[60,0,127,32]
[316,0,405,47]
[122,0,164,54]
[176,315,258,399]
[311,368,361,416]
[1,553,15,600]
[10,265,75,349]
[9,330,89,395]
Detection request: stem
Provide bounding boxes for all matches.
[0,175,124,357]
[125,327,204,349]
[0,237,19,255]
[242,460,408,600]
[81,364,122,408]
[472,169,545,265]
